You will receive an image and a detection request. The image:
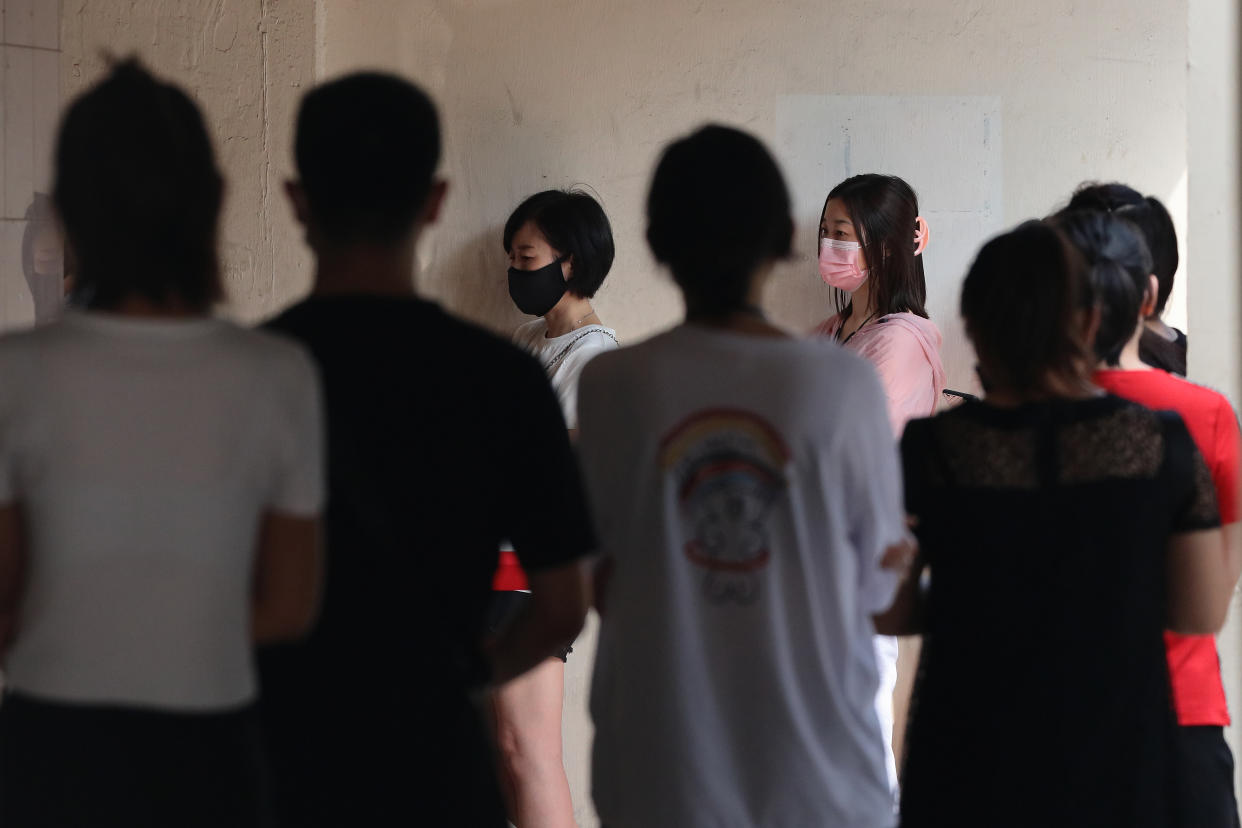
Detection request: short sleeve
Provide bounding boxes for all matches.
[863,328,941,437]
[843,362,906,613]
[501,352,597,572]
[1211,399,1241,525]
[268,344,326,516]
[1165,413,1221,533]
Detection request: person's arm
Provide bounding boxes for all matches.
[1166,414,1230,634]
[1213,401,1242,588]
[868,326,942,437]
[0,503,24,655]
[252,512,322,644]
[485,560,591,685]
[1167,527,1231,634]
[873,419,935,635]
[872,550,927,636]
[253,341,327,644]
[838,358,908,627]
[493,351,597,681]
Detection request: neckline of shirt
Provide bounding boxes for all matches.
[62,309,224,337]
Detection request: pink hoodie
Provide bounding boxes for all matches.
[814,312,947,438]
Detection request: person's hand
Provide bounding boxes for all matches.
[880,516,919,577]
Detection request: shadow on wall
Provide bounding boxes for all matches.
[21,193,67,324]
[434,226,530,334]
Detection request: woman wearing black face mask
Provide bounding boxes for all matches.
[491,188,618,828]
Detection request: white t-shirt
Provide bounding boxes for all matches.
[0,312,324,711]
[512,318,619,428]
[577,324,903,828]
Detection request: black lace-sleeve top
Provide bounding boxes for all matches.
[898,394,1219,828]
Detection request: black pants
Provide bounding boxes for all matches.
[1175,725,1241,828]
[0,691,274,828]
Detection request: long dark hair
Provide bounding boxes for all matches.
[822,174,928,320]
[54,58,222,311]
[961,221,1092,394]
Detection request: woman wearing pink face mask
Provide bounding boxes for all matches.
[812,173,945,801]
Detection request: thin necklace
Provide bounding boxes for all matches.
[838,310,878,346]
[572,309,597,329]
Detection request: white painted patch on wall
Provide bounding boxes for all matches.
[773,95,1003,395]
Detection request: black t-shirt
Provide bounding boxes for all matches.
[1139,325,1188,375]
[898,395,1219,828]
[256,295,596,827]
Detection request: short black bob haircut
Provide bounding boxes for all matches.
[54,58,223,311]
[1068,181,1178,315]
[646,124,793,315]
[503,189,615,299]
[295,72,441,245]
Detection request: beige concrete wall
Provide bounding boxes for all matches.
[61,0,315,323]
[1,0,62,330]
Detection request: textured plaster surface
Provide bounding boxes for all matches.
[316,3,1189,825]
[62,0,314,321]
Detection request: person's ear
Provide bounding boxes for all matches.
[419,178,449,227]
[285,180,311,228]
[1140,274,1159,318]
[561,254,574,282]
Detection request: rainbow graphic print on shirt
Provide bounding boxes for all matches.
[659,409,790,604]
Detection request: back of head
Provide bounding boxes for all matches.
[54,59,222,311]
[1052,210,1153,366]
[503,189,615,298]
[826,174,928,318]
[295,72,441,246]
[1066,181,1143,212]
[961,221,1091,393]
[1067,182,1178,316]
[646,125,793,314]
[1116,197,1178,314]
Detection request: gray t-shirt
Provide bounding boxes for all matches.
[0,311,324,711]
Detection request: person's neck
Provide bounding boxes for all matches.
[840,281,876,335]
[984,371,1101,408]
[311,237,418,297]
[543,293,598,338]
[104,295,202,318]
[1112,328,1153,372]
[683,275,786,338]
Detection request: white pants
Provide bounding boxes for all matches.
[873,634,899,802]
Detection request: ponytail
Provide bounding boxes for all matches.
[1050,210,1153,367]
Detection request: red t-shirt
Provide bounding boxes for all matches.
[1094,369,1241,726]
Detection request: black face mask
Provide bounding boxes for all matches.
[508,257,567,317]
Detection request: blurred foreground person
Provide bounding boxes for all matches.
[891,221,1230,828]
[0,60,325,828]
[577,124,908,828]
[1056,207,1242,828]
[258,73,594,827]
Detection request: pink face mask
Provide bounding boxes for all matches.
[819,238,868,292]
